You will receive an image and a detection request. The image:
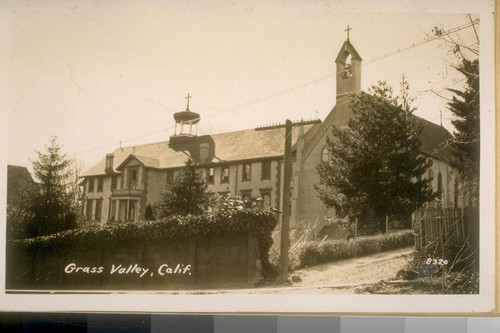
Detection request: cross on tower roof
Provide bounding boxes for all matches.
[185,93,192,111]
[345,25,352,41]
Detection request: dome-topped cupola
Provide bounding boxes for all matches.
[173,93,200,136]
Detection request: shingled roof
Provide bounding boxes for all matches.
[82,112,450,178]
[82,124,316,177]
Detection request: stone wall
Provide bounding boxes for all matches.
[7,232,260,291]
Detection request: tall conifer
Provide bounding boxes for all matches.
[316,79,435,232]
[447,58,479,203]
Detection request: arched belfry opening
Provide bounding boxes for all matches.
[335,26,362,100]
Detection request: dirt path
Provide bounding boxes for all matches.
[295,247,413,285]
[246,246,414,294]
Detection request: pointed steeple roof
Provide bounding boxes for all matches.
[335,40,362,63]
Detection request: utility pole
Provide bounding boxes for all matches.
[280,119,292,282]
[255,118,321,282]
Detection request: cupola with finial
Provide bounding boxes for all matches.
[335,25,362,100]
[169,93,201,145]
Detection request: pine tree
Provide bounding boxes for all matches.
[447,58,479,203]
[316,79,435,233]
[154,159,211,218]
[26,136,77,237]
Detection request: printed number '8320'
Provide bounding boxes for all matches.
[425,258,448,266]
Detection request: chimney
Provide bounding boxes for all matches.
[105,153,114,174]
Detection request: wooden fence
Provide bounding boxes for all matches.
[412,206,479,269]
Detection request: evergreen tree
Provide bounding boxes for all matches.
[316,79,435,233]
[447,58,479,203]
[154,159,211,218]
[26,136,77,237]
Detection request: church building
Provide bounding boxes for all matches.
[81,35,456,226]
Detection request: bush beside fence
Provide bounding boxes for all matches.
[291,230,414,269]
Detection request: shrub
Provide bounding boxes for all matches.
[9,209,278,277]
[293,230,414,269]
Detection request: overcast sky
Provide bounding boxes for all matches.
[3,0,491,173]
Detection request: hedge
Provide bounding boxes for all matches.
[292,230,414,269]
[9,209,278,277]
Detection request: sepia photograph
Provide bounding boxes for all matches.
[0,0,496,313]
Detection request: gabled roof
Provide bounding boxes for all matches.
[415,116,452,160]
[7,165,34,183]
[301,94,452,163]
[82,141,188,177]
[115,155,161,170]
[82,125,316,177]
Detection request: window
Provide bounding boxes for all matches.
[111,176,118,190]
[97,177,103,192]
[88,178,94,192]
[261,191,271,210]
[261,161,271,180]
[86,199,93,219]
[437,171,443,199]
[343,54,353,78]
[242,163,251,182]
[128,168,138,189]
[221,166,230,183]
[321,147,329,162]
[166,170,174,184]
[95,200,102,220]
[110,200,116,221]
[206,167,214,184]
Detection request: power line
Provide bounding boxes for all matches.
[203,20,478,116]
[74,20,478,158]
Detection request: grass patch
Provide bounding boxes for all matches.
[291,230,414,269]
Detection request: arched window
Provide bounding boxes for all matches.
[437,171,443,197]
[321,147,329,162]
[343,54,353,78]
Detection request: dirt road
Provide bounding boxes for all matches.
[245,246,414,294]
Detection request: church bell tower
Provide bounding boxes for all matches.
[335,26,362,100]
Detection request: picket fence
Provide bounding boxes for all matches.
[412,206,479,267]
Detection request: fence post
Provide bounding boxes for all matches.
[385,215,389,234]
